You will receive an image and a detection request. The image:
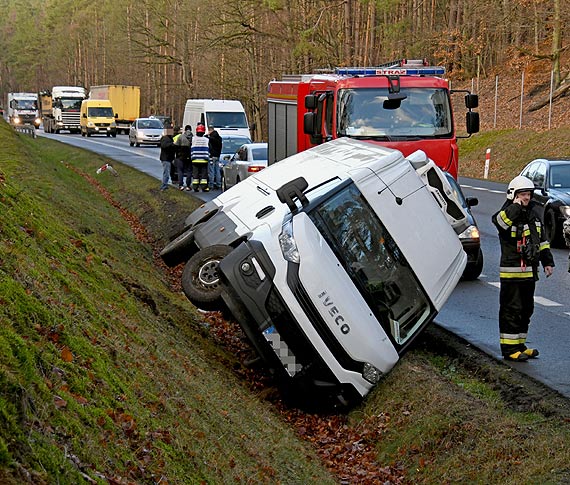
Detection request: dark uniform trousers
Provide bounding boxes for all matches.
[499,278,536,356]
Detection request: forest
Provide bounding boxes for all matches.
[0,0,567,140]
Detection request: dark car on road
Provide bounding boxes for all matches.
[445,173,483,280]
[519,158,570,247]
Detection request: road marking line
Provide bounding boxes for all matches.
[460,184,504,194]
[487,282,562,306]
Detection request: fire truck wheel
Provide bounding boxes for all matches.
[181,245,233,311]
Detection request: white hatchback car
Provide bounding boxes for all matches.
[222,142,268,191]
[161,138,468,407]
[129,117,165,147]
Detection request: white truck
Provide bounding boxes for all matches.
[182,99,250,138]
[161,138,468,406]
[6,92,40,128]
[40,86,87,134]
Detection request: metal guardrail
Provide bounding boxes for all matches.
[13,124,37,138]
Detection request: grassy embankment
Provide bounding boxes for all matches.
[3,122,570,484]
[458,127,570,181]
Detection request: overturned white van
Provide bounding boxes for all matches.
[161,138,468,406]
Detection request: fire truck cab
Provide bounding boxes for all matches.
[267,59,479,179]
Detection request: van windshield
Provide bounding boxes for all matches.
[308,183,431,345]
[206,112,248,129]
[88,107,114,117]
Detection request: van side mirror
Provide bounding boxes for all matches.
[115,113,118,118]
[82,113,86,118]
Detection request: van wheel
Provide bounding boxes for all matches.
[160,226,198,267]
[181,245,233,311]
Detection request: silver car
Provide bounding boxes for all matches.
[129,118,165,147]
[221,143,268,191]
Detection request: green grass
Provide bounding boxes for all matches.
[458,127,570,182]
[0,122,336,484]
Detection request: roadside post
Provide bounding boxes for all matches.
[484,148,491,179]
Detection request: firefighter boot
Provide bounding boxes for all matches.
[504,351,529,362]
[523,348,539,358]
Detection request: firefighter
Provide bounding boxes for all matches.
[492,175,554,361]
[190,123,210,192]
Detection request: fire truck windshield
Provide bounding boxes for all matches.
[337,87,452,140]
[309,183,431,346]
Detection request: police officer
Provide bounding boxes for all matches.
[492,175,554,361]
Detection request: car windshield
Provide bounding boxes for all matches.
[309,183,431,345]
[88,107,114,117]
[251,147,268,160]
[337,87,452,139]
[549,164,570,188]
[222,136,252,154]
[139,119,163,129]
[207,112,248,129]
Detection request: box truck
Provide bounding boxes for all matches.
[88,85,140,134]
[182,99,250,138]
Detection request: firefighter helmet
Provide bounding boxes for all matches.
[506,175,534,200]
[196,124,206,134]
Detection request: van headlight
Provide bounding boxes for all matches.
[362,362,383,384]
[279,220,300,263]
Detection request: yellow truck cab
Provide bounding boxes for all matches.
[80,99,117,137]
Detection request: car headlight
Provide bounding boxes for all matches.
[458,224,480,240]
[87,122,95,127]
[362,362,383,384]
[279,219,300,263]
[559,206,570,218]
[14,117,21,124]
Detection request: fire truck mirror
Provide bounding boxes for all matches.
[466,111,480,134]
[303,112,316,135]
[305,95,318,110]
[465,94,479,109]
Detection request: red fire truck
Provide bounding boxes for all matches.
[267,59,479,179]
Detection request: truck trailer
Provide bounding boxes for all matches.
[88,85,140,134]
[6,92,40,128]
[267,59,479,179]
[40,86,87,134]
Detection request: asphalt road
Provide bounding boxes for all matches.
[37,130,570,399]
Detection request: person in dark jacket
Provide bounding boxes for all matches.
[159,126,179,191]
[492,175,554,361]
[174,125,193,190]
[207,126,223,190]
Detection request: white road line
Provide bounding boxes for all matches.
[487,281,563,306]
[460,184,504,194]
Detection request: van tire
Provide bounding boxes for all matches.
[160,227,197,267]
[181,245,233,311]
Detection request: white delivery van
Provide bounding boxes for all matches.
[182,99,250,138]
[160,138,469,407]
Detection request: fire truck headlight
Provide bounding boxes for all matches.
[279,220,300,263]
[362,362,383,384]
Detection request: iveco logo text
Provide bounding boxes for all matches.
[318,291,350,334]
